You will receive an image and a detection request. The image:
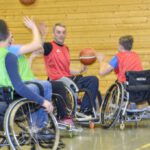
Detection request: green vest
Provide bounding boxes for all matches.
[18,55,35,81]
[0,48,13,87]
[0,47,35,88]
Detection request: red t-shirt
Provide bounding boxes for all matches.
[114,51,143,82]
[44,41,71,80]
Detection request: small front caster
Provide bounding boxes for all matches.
[120,122,125,130]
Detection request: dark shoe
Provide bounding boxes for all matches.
[34,130,55,141]
[80,108,94,116]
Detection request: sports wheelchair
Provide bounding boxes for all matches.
[0,86,60,150]
[54,76,102,129]
[100,70,150,129]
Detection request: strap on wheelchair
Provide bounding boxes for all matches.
[24,81,44,97]
[0,86,14,104]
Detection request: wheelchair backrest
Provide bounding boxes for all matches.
[125,70,150,86]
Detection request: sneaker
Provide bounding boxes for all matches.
[60,117,74,126]
[80,108,94,116]
[34,130,55,141]
[129,103,137,109]
[126,103,137,115]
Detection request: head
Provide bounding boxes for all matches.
[52,23,66,45]
[0,19,11,45]
[118,35,134,52]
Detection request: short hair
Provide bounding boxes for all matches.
[0,19,9,41]
[119,35,134,51]
[53,23,66,32]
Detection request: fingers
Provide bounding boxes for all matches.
[44,103,54,113]
[83,65,87,71]
[23,16,35,29]
[38,22,49,35]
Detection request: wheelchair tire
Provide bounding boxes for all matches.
[4,98,60,150]
[100,82,124,129]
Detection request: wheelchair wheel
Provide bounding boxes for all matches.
[100,82,124,129]
[65,86,77,115]
[65,87,100,118]
[52,86,76,119]
[4,98,59,150]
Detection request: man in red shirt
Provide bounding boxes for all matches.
[35,23,99,125]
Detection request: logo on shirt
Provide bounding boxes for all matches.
[56,49,61,53]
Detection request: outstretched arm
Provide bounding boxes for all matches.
[18,17,43,55]
[28,22,49,67]
[96,53,114,76]
[70,65,87,75]
[37,22,49,43]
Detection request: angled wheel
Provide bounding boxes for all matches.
[100,82,124,129]
[4,98,59,150]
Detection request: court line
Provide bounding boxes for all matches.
[135,143,150,150]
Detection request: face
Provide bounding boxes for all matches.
[53,26,66,45]
[7,32,14,46]
[118,44,124,52]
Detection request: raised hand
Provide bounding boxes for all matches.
[23,16,36,30]
[38,22,49,36]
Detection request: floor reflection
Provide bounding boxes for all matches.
[63,123,150,150]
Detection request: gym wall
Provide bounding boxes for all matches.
[1,0,150,94]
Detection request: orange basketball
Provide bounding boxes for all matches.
[20,0,36,5]
[79,48,96,65]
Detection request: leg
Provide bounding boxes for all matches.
[32,80,52,100]
[0,102,8,130]
[26,83,49,128]
[75,76,99,112]
[51,81,69,119]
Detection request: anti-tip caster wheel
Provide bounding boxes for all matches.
[120,122,125,130]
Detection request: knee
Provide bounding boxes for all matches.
[27,84,40,94]
[90,76,99,85]
[44,81,52,92]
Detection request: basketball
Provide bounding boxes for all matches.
[19,0,36,5]
[79,48,96,65]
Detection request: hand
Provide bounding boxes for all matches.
[42,100,54,113]
[23,16,36,30]
[38,22,49,36]
[29,50,43,67]
[80,65,87,73]
[30,49,43,57]
[96,53,105,62]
